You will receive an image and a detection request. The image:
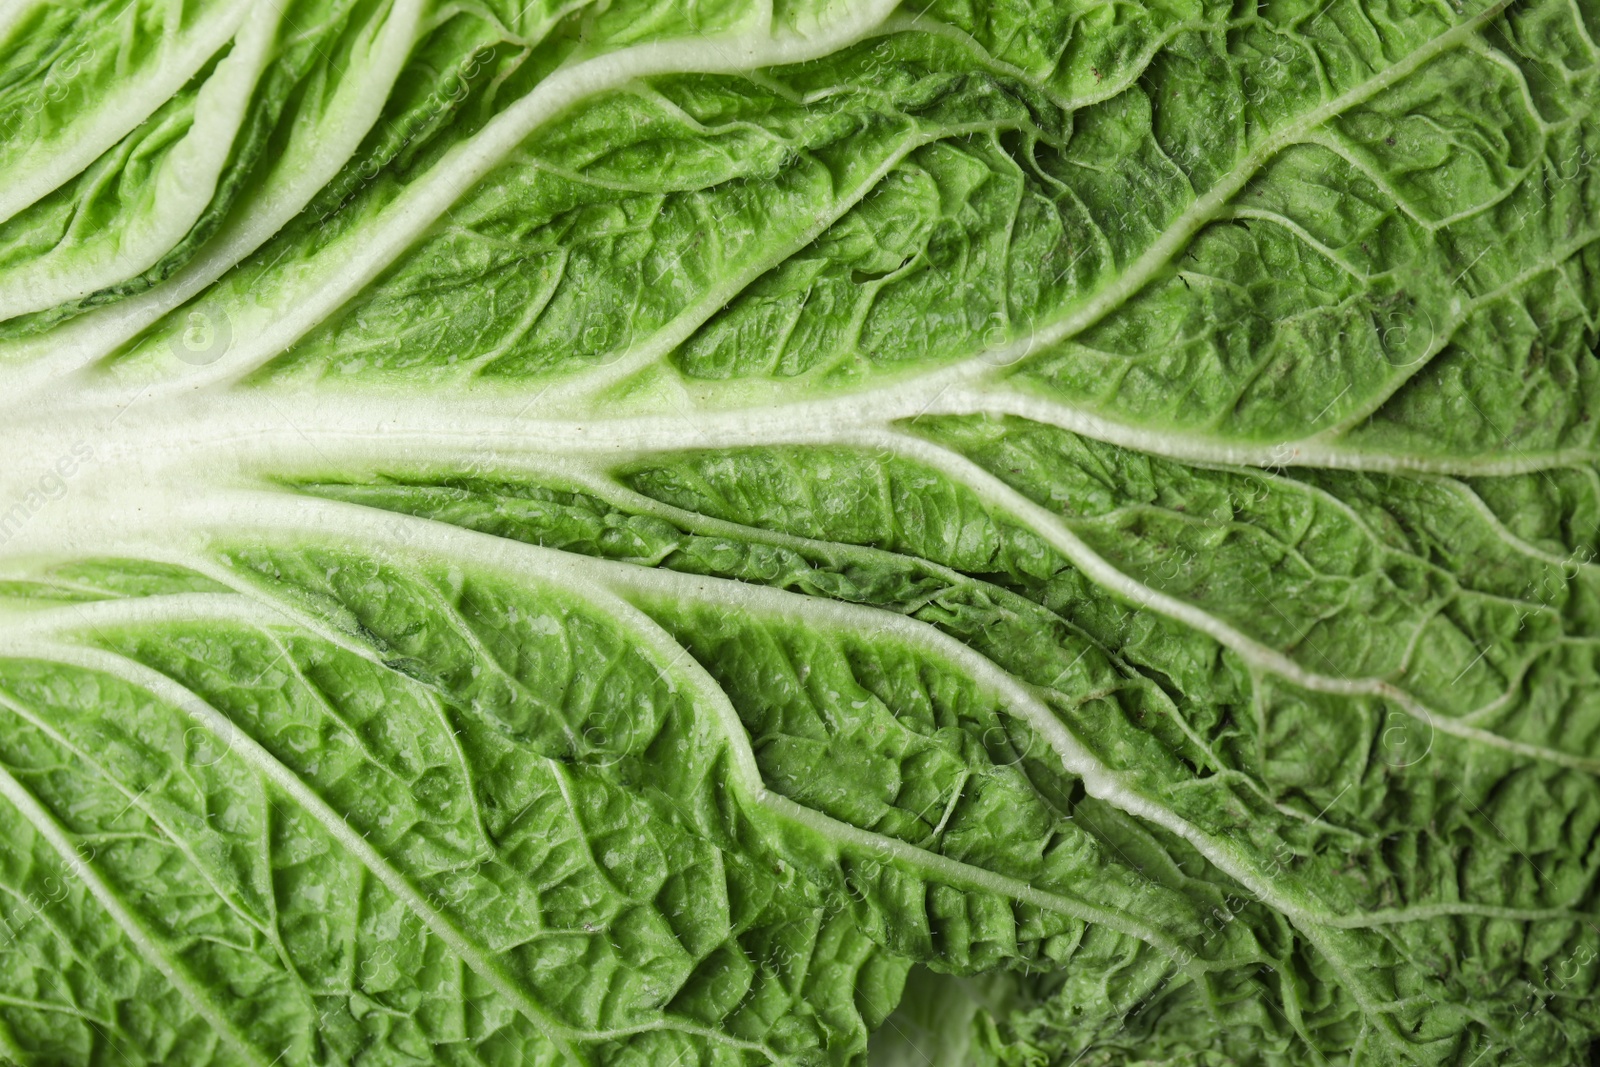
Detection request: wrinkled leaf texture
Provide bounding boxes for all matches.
[0,0,1597,1064]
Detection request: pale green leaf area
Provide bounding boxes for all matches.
[0,0,1597,1063]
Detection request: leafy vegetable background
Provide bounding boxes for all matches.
[0,0,1596,1063]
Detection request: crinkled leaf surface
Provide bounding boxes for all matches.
[0,0,1598,1063]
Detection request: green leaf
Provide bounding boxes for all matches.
[1,0,1598,1063]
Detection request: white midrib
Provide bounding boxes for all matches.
[0,375,1587,570]
[0,371,1587,816]
[3,377,1587,783]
